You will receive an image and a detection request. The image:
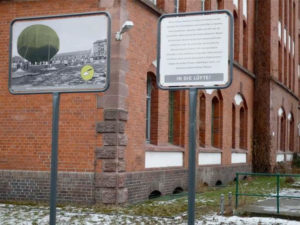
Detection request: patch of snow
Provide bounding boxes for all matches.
[197,214,300,225]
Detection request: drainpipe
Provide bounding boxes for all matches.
[175,0,179,13]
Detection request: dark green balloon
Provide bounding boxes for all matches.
[17,24,60,63]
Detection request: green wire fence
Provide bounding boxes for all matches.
[235,172,300,214]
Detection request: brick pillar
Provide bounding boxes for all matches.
[95,109,128,204]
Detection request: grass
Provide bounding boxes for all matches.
[1,175,299,222]
[99,175,300,219]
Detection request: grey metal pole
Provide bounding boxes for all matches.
[49,92,60,225]
[188,88,197,225]
[175,0,179,13]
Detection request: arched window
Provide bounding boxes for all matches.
[289,113,294,151]
[234,11,240,62]
[232,104,236,149]
[211,94,222,148]
[243,20,248,68]
[146,73,158,144]
[234,93,248,150]
[199,94,206,147]
[239,107,247,149]
[169,90,185,146]
[279,108,286,151]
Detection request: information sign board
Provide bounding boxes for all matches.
[9,12,111,94]
[157,10,233,89]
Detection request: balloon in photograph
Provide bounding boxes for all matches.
[17,24,60,63]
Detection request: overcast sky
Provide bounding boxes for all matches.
[12,14,108,56]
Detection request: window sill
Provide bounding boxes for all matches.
[145,143,185,152]
[231,148,248,153]
[198,147,222,153]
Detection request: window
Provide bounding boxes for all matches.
[146,73,158,144]
[211,94,222,148]
[278,42,282,82]
[239,107,247,149]
[234,11,240,62]
[199,94,206,147]
[232,104,236,148]
[243,21,248,68]
[289,113,294,151]
[279,109,286,151]
[169,90,185,146]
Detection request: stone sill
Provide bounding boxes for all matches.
[198,147,222,153]
[145,143,184,152]
[231,148,248,153]
[145,166,184,171]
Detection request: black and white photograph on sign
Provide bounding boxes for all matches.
[158,12,232,88]
[9,13,109,93]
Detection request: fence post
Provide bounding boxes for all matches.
[220,194,225,215]
[276,174,280,214]
[235,173,239,209]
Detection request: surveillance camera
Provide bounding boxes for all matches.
[120,21,134,34]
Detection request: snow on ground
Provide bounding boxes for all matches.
[1,203,300,225]
[198,214,300,225]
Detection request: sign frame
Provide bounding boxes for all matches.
[157,10,234,90]
[8,11,111,95]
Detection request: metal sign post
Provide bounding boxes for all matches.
[50,92,60,225]
[157,10,233,225]
[188,88,197,225]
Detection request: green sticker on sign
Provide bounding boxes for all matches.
[81,65,94,81]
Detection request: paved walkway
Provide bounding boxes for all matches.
[239,189,300,220]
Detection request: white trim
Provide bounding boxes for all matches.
[286,153,293,162]
[149,0,157,5]
[284,28,287,46]
[278,107,283,117]
[234,94,243,106]
[243,0,247,18]
[278,21,282,39]
[233,0,239,9]
[205,89,215,95]
[145,151,183,168]
[276,153,284,162]
[288,112,292,121]
[198,152,221,165]
[231,153,247,164]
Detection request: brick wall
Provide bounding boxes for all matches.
[0,170,94,203]
[125,164,251,203]
[0,0,104,173]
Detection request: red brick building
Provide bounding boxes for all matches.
[0,0,298,204]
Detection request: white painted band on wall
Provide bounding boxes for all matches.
[231,153,247,164]
[198,152,221,165]
[276,153,284,162]
[286,154,293,162]
[145,151,183,168]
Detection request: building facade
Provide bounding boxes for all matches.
[0,0,298,204]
